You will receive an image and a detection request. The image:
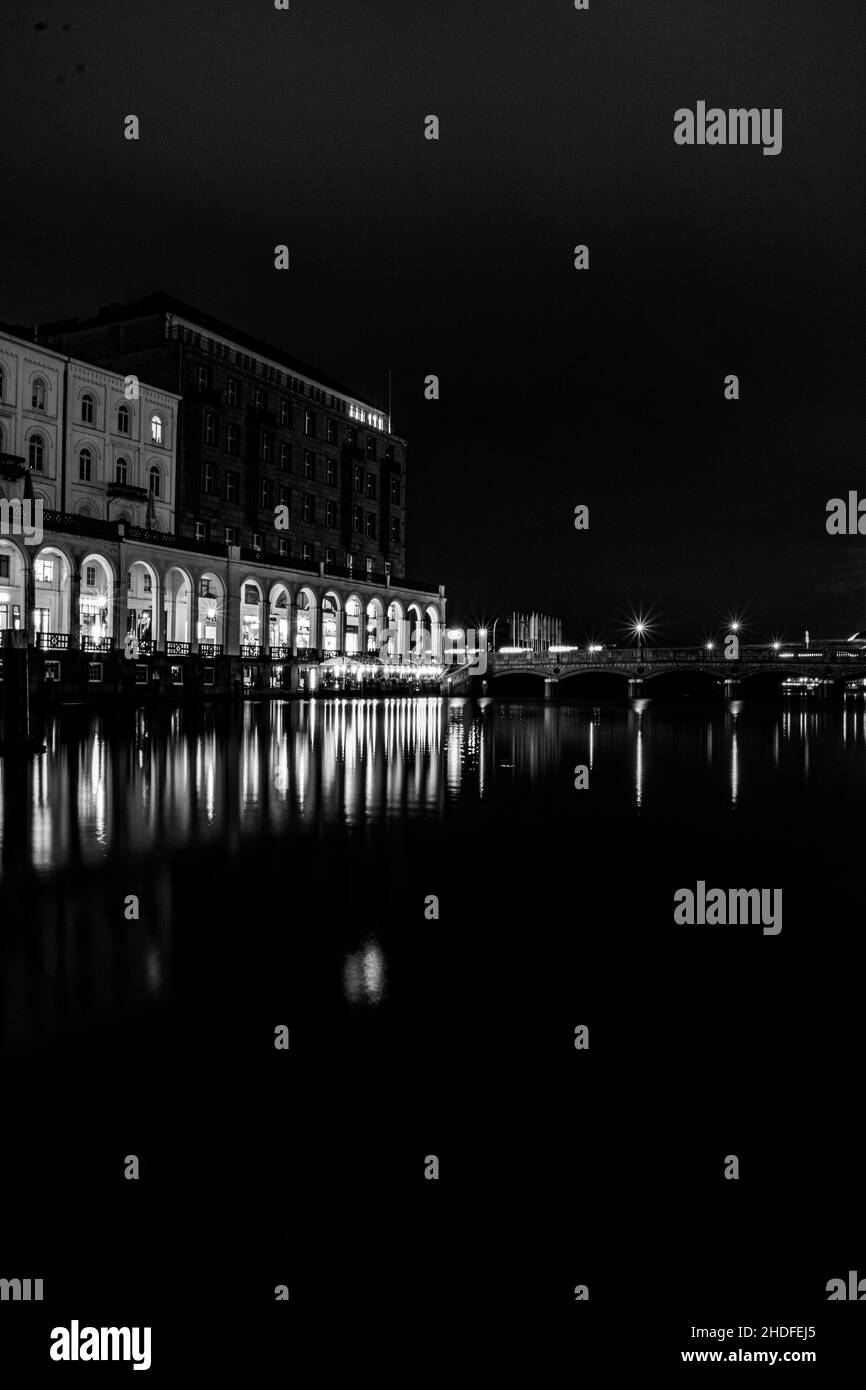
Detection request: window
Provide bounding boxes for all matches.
[0,557,9,580]
[366,473,377,499]
[326,458,336,486]
[32,377,46,410]
[115,457,128,485]
[135,664,148,685]
[143,573,152,593]
[45,660,61,682]
[303,543,313,563]
[81,393,95,424]
[227,423,239,453]
[203,665,215,686]
[327,419,336,444]
[171,665,183,686]
[390,477,400,504]
[118,404,130,434]
[227,378,239,407]
[204,462,215,494]
[366,512,376,539]
[224,526,237,545]
[194,521,206,544]
[366,437,376,461]
[150,414,163,444]
[280,401,289,427]
[260,479,271,508]
[280,442,290,471]
[88,662,103,684]
[303,494,314,522]
[35,558,54,582]
[385,444,394,463]
[85,565,97,587]
[304,409,315,437]
[279,485,289,506]
[278,538,289,557]
[261,434,271,463]
[200,577,212,597]
[79,447,93,482]
[391,517,400,542]
[244,584,259,605]
[252,532,263,551]
[303,450,315,479]
[149,465,160,497]
[198,366,210,391]
[352,505,362,534]
[326,500,336,527]
[226,472,238,503]
[254,388,265,412]
[29,434,45,472]
[348,426,357,449]
[325,547,335,567]
[204,412,216,445]
[366,557,373,578]
[353,465,363,492]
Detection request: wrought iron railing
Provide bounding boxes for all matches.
[35,632,70,650]
[81,636,112,652]
[198,642,223,657]
[166,641,190,656]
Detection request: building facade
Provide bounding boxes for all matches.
[0,329,179,531]
[37,295,408,583]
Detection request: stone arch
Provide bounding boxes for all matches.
[164,563,193,643]
[321,589,341,653]
[268,580,292,649]
[386,597,407,660]
[240,575,264,648]
[0,537,28,631]
[79,551,114,645]
[365,595,384,653]
[33,544,72,639]
[345,592,363,655]
[127,558,160,647]
[295,585,318,650]
[196,570,225,647]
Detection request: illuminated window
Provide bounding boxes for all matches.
[35,558,54,582]
[32,377,46,410]
[150,414,163,444]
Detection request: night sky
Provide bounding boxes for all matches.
[3,0,864,642]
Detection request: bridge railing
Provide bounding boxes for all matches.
[491,645,866,668]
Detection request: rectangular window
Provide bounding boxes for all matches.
[204,412,216,445]
[261,433,271,463]
[353,464,364,492]
[85,565,97,587]
[366,512,376,538]
[278,538,289,557]
[35,558,54,582]
[203,665,215,686]
[326,458,336,486]
[171,665,183,686]
[79,455,91,482]
[352,506,362,534]
[366,473,377,499]
[135,664,148,686]
[244,584,258,605]
[260,479,271,508]
[348,426,357,448]
[194,521,206,543]
[252,532,263,551]
[280,442,290,471]
[366,437,376,460]
[88,662,103,683]
[390,517,400,542]
[280,401,290,427]
[44,660,61,682]
[385,444,395,463]
[200,577,212,597]
[255,388,265,412]
[0,557,8,580]
[204,463,215,494]
[325,548,335,567]
[303,494,314,522]
[227,423,239,453]
[227,472,238,503]
[303,450,315,479]
[305,409,315,437]
[227,378,239,407]
[390,478,400,504]
[303,542,313,563]
[198,366,210,390]
[365,557,373,578]
[326,500,337,527]
[327,419,336,444]
[279,485,289,506]
[225,525,237,545]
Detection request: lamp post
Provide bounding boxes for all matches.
[633,619,646,662]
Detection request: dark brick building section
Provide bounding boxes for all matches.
[38,295,407,579]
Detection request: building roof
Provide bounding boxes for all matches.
[26,293,386,415]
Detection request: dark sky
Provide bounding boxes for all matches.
[3,0,864,642]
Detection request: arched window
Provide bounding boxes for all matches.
[150,413,163,444]
[149,465,160,497]
[115,457,128,485]
[29,433,45,472]
[117,404,130,434]
[79,447,93,482]
[81,392,95,424]
[31,377,46,410]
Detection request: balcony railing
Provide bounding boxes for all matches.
[198,642,224,657]
[82,636,112,652]
[166,641,190,656]
[240,644,263,659]
[35,632,70,650]
[269,645,291,660]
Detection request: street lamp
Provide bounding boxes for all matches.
[632,619,646,661]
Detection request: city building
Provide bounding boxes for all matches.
[34,294,408,583]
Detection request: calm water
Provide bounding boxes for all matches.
[1,696,864,1324]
